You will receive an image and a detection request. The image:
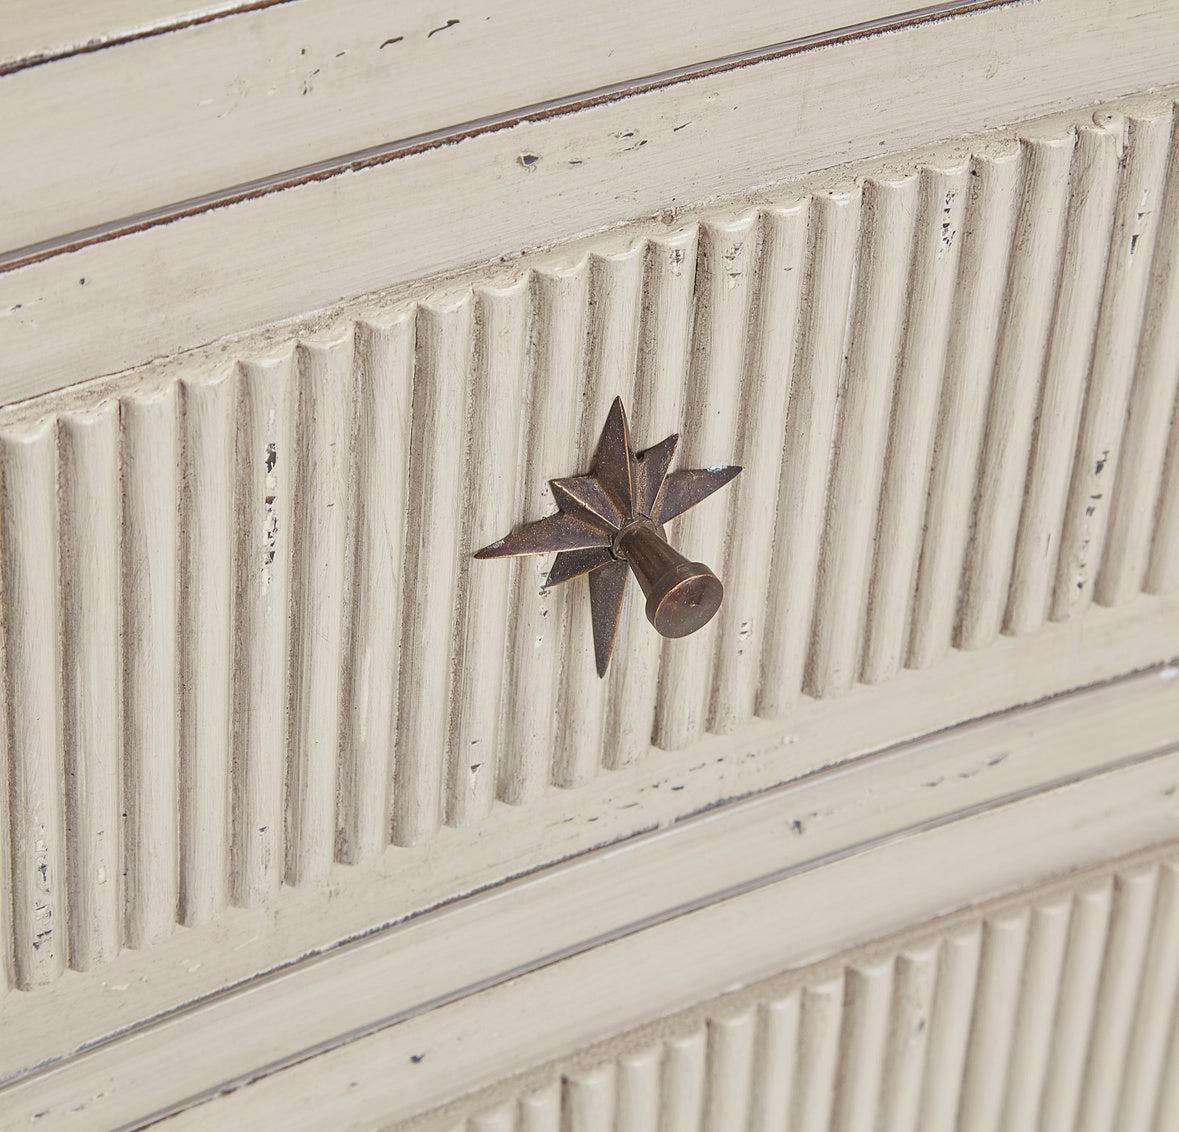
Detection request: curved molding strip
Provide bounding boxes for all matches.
[411,849,1179,1132]
[4,667,1178,1128]
[0,93,1177,1075]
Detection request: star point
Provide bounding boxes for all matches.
[475,398,741,675]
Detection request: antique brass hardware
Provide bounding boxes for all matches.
[475,398,740,676]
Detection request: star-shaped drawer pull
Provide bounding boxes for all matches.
[476,397,741,676]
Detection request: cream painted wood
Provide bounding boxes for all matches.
[0,0,974,250]
[1,89,1179,1076]
[1055,108,1177,623]
[3,7,1179,1121]
[1,598,1173,1087]
[2,1,247,68]
[3,7,1179,400]
[158,802,1179,1130]
[4,666,1178,1128]
[390,852,1179,1132]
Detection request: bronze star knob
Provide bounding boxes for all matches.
[475,397,741,676]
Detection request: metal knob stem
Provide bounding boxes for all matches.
[613,519,724,638]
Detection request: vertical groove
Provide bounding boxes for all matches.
[957,911,1029,1132]
[862,161,969,682]
[809,176,917,697]
[831,960,894,1132]
[908,143,1023,669]
[284,333,352,884]
[230,351,295,908]
[120,387,179,949]
[1000,899,1072,1132]
[1053,105,1176,619]
[709,203,806,733]
[1146,384,1179,593]
[1116,862,1179,1132]
[659,1028,706,1132]
[499,265,587,803]
[615,1045,661,1132]
[562,1064,616,1132]
[519,1084,562,1132]
[555,246,643,786]
[654,215,757,751]
[1,422,65,987]
[790,974,845,1132]
[58,406,121,966]
[749,992,801,1132]
[758,191,861,717]
[917,926,982,1132]
[337,313,414,863]
[1039,881,1115,1132]
[606,229,697,770]
[393,297,475,845]
[0,512,8,997]
[701,1009,756,1132]
[470,1106,516,1132]
[1076,867,1160,1132]
[958,132,1075,649]
[1007,124,1121,633]
[177,373,233,925]
[878,946,938,1132]
[447,281,529,826]
[1098,115,1179,605]
[1152,1003,1179,1132]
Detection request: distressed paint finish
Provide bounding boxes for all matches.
[419,853,1179,1132]
[4,5,1179,403]
[9,674,1179,1124]
[0,101,1176,996]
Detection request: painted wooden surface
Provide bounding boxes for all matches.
[399,853,1179,1132]
[0,95,1177,1032]
[5,666,1178,1128]
[0,0,975,249]
[3,7,1179,401]
[157,778,1179,1129]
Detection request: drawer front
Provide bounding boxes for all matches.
[2,0,1179,1120]
[399,849,1179,1132]
[1,91,1178,1070]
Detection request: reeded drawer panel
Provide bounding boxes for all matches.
[1,92,1178,1088]
[410,850,1179,1132]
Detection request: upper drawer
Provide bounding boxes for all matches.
[3,0,956,253]
[3,0,1178,405]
